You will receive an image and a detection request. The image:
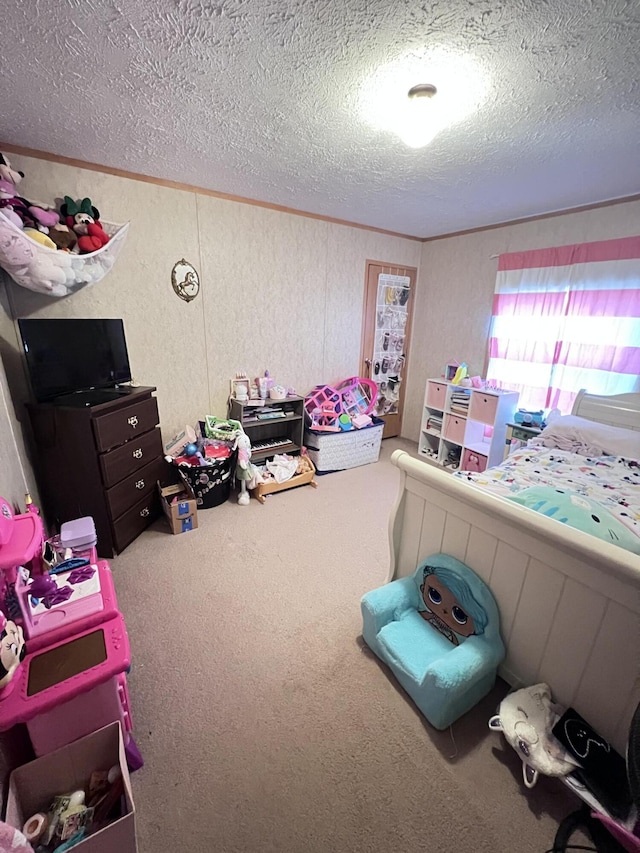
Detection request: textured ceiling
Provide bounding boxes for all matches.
[2,0,640,238]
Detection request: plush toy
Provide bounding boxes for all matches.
[0,153,23,186]
[60,196,110,254]
[48,222,77,252]
[488,683,580,788]
[0,153,59,233]
[233,432,253,505]
[0,612,26,691]
[0,228,73,296]
[508,487,640,554]
[24,228,56,250]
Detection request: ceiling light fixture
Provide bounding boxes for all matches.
[359,47,488,151]
[399,83,439,149]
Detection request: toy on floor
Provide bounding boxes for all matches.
[488,683,579,788]
[234,432,253,505]
[361,553,505,730]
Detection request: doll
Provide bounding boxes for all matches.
[234,432,253,505]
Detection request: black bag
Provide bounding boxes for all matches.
[553,708,632,820]
[178,454,236,509]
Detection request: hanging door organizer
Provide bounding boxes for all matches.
[0,210,129,297]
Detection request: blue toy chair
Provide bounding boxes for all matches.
[361,553,505,729]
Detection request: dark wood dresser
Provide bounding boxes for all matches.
[27,386,165,558]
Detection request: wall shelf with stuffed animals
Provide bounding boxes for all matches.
[0,153,129,298]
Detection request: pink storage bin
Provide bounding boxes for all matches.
[443,413,466,445]
[462,448,488,473]
[469,392,498,424]
[426,381,447,410]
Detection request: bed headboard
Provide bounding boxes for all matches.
[572,390,640,431]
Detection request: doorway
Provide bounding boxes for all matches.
[360,260,417,439]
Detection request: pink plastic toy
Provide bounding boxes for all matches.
[0,613,132,756]
[15,560,118,649]
[335,377,378,416]
[309,401,341,432]
[0,497,44,585]
[304,385,342,422]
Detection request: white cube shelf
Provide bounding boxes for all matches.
[418,379,518,472]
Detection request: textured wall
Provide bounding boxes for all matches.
[404,200,640,441]
[2,0,640,236]
[0,153,420,495]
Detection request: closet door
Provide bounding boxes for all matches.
[360,261,417,439]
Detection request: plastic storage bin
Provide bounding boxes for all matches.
[304,418,384,473]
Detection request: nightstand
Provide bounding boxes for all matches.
[504,422,543,459]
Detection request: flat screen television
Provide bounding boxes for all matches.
[18,318,132,405]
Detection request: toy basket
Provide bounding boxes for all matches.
[178,453,236,509]
[204,416,242,441]
[0,210,130,297]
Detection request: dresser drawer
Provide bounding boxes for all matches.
[105,457,165,520]
[100,427,163,488]
[112,492,160,554]
[93,396,159,453]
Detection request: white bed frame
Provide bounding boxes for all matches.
[388,391,640,753]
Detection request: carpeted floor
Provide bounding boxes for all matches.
[111,438,585,853]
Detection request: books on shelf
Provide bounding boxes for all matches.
[450,390,470,416]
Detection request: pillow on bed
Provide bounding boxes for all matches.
[534,415,640,458]
[508,486,640,554]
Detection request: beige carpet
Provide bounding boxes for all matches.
[111,439,584,853]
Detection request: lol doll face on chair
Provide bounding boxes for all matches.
[419,564,488,646]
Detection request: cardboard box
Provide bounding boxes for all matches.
[158,481,198,534]
[6,722,136,853]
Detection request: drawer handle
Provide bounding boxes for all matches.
[128,415,139,428]
[135,479,145,490]
[132,448,143,459]
[140,507,150,518]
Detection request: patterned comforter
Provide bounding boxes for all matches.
[455,448,640,548]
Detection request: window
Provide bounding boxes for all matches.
[486,237,640,412]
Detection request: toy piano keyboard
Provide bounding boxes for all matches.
[14,560,118,650]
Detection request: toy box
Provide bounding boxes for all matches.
[157,481,198,534]
[304,417,384,473]
[5,722,137,853]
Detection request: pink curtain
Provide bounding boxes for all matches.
[487,236,640,413]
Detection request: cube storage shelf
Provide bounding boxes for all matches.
[418,379,518,473]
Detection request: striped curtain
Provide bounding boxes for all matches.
[486,236,640,413]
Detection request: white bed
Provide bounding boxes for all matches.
[388,391,640,753]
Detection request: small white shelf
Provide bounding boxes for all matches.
[418,379,518,473]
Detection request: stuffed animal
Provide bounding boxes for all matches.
[0,153,59,233]
[23,229,56,250]
[508,487,640,554]
[60,196,110,254]
[489,683,580,788]
[0,153,23,186]
[0,227,73,296]
[48,222,77,252]
[0,612,26,690]
[233,432,253,506]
